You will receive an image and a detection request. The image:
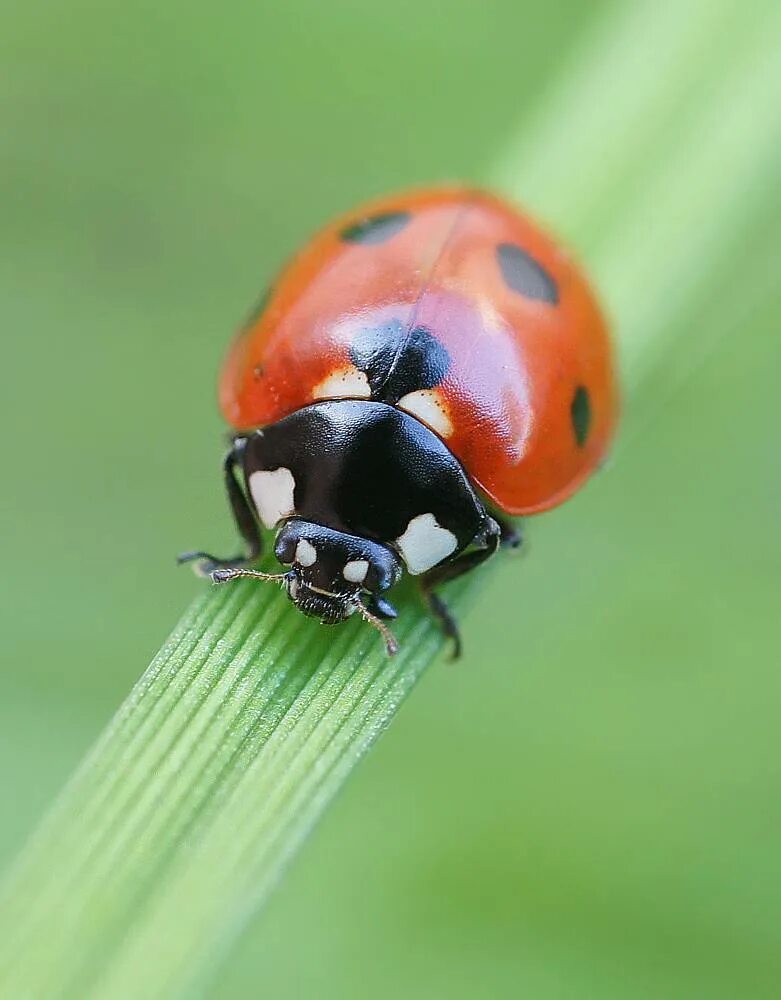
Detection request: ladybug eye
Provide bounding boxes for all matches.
[340,212,411,245]
[274,534,296,565]
[496,242,558,305]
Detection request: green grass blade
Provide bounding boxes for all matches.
[0,1,779,996]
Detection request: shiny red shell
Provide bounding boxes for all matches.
[220,187,618,516]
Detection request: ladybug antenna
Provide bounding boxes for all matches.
[356,601,399,657]
[210,567,288,587]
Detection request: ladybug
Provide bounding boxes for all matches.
[180,187,617,655]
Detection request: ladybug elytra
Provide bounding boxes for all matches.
[180,187,618,655]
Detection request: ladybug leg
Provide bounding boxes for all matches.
[177,438,262,576]
[495,514,523,550]
[364,595,398,620]
[422,590,463,659]
[419,518,501,659]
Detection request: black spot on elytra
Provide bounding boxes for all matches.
[349,321,450,403]
[340,212,411,245]
[571,385,591,447]
[497,243,558,304]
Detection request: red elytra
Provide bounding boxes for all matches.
[220,186,618,516]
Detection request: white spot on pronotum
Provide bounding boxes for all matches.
[295,538,317,567]
[248,467,296,529]
[312,366,371,400]
[396,513,458,575]
[343,559,369,584]
[397,389,454,438]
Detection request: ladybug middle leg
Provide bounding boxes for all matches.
[177,438,262,576]
[419,518,502,659]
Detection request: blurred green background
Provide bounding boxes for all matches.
[2,1,780,997]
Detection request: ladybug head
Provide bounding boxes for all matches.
[210,519,402,653]
[273,519,402,651]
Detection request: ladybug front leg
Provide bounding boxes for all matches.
[364,595,398,620]
[177,438,263,576]
[418,519,501,659]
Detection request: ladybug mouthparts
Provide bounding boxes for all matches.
[285,574,357,624]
